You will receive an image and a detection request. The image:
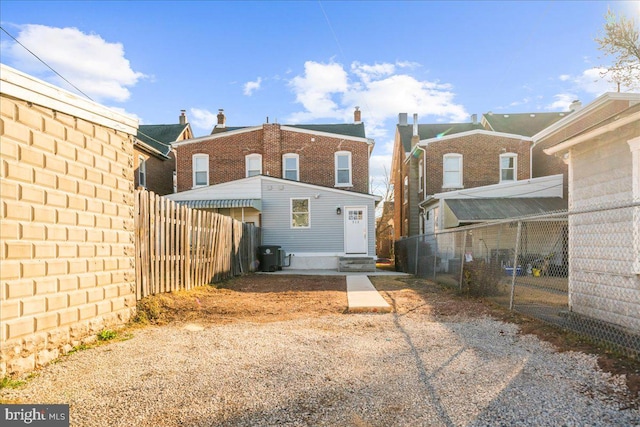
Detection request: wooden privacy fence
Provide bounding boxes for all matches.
[134,189,261,300]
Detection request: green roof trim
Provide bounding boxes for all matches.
[137,124,189,156]
[398,123,485,152]
[287,123,367,139]
[482,112,570,137]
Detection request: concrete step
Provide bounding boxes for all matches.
[339,257,376,272]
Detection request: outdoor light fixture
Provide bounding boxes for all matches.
[336,207,342,215]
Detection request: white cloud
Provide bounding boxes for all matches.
[289,61,349,119]
[545,93,577,111]
[287,60,468,142]
[369,153,394,198]
[243,77,262,96]
[189,108,218,132]
[3,24,145,102]
[572,67,617,95]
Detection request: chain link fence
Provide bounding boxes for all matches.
[395,201,640,358]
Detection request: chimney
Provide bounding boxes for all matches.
[216,109,226,128]
[412,113,418,137]
[354,106,362,124]
[569,100,582,112]
[471,113,477,124]
[179,110,187,125]
[398,113,408,126]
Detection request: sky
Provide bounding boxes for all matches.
[1,0,639,196]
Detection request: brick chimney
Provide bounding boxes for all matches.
[354,106,362,124]
[179,110,188,125]
[216,109,226,128]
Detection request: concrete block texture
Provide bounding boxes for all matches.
[0,92,136,377]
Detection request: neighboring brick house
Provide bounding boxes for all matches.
[172,108,374,195]
[134,110,193,195]
[392,110,568,238]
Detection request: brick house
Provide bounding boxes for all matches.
[172,108,374,195]
[134,110,193,195]
[392,111,569,238]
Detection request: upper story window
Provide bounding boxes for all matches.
[283,153,299,181]
[335,151,352,187]
[500,153,517,182]
[403,176,409,204]
[245,153,262,177]
[419,157,424,192]
[291,198,310,228]
[443,153,463,188]
[138,156,146,188]
[193,154,209,188]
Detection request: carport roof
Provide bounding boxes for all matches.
[174,199,262,210]
[445,197,567,223]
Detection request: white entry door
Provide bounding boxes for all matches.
[344,206,367,254]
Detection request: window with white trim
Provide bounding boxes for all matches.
[245,153,262,177]
[500,153,517,182]
[443,153,462,188]
[283,153,299,181]
[192,154,209,187]
[335,151,352,186]
[138,156,146,188]
[291,198,310,228]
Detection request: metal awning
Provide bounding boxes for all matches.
[443,198,567,228]
[175,199,262,211]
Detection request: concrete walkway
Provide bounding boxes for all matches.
[346,275,392,313]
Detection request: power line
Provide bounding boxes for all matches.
[0,25,94,101]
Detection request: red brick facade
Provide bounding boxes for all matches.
[392,129,532,238]
[134,149,175,196]
[423,132,531,196]
[174,124,371,194]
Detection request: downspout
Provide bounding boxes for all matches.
[415,144,427,235]
[529,141,533,179]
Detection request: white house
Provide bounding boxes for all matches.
[542,92,640,333]
[165,175,380,270]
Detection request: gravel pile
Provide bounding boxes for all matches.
[1,313,638,426]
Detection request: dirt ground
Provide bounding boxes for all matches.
[134,273,640,405]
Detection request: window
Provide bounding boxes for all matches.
[443,154,462,188]
[193,154,209,187]
[419,157,424,192]
[245,154,262,177]
[403,176,409,204]
[335,151,352,186]
[138,156,146,188]
[500,153,517,182]
[291,198,310,228]
[283,153,299,181]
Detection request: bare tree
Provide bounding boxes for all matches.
[595,8,640,90]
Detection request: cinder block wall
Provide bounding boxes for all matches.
[0,65,138,376]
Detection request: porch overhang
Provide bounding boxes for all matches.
[174,199,262,211]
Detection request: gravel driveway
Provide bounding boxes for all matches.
[2,311,639,426]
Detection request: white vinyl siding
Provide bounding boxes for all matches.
[500,153,517,182]
[443,153,462,188]
[291,198,310,228]
[245,153,262,177]
[335,151,352,187]
[283,153,299,181]
[193,154,209,188]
